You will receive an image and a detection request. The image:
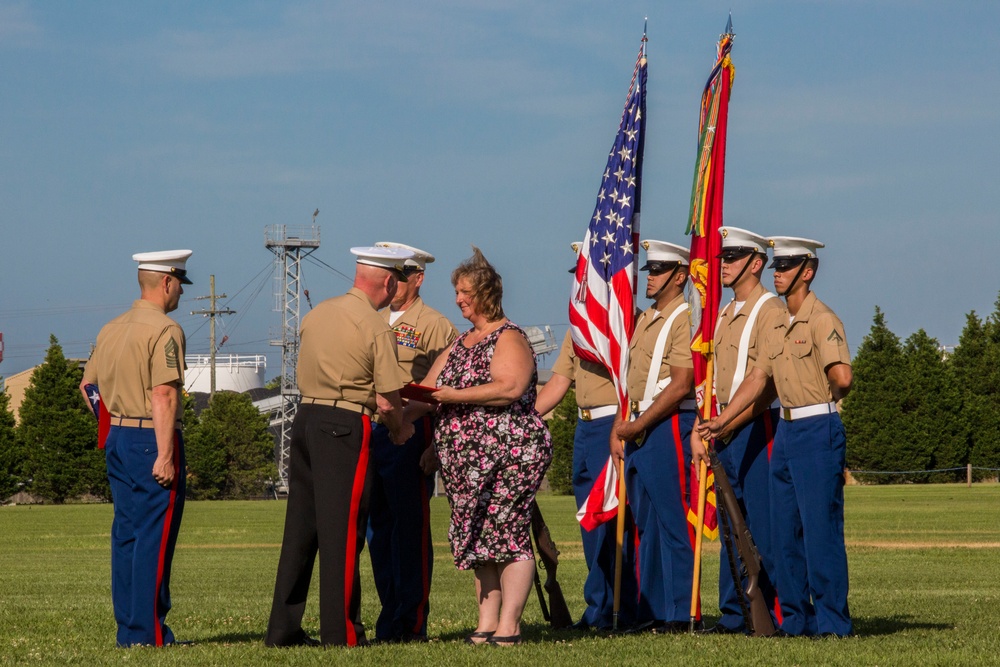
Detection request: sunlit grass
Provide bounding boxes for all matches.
[2,485,999,665]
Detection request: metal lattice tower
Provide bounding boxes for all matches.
[265,224,320,492]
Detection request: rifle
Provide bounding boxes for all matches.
[708,450,776,637]
[530,501,573,629]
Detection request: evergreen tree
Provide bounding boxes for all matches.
[0,385,23,500]
[185,391,275,499]
[971,295,1000,472]
[545,389,577,495]
[17,335,107,502]
[951,302,1000,478]
[843,307,906,483]
[900,330,964,482]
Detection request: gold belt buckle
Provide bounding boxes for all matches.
[580,409,592,421]
[630,400,639,414]
[782,407,793,420]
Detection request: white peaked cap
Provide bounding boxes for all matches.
[351,246,415,280]
[640,239,690,269]
[768,236,825,259]
[718,226,770,256]
[374,242,435,270]
[133,249,194,284]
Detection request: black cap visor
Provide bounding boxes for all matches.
[641,260,681,274]
[716,247,758,261]
[170,268,193,285]
[769,256,808,272]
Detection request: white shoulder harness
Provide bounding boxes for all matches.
[642,301,689,403]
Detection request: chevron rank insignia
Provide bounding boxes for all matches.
[827,330,844,344]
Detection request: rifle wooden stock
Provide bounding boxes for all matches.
[530,501,573,629]
[708,451,776,637]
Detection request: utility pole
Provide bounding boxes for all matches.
[191,275,236,397]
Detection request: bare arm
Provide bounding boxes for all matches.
[151,382,179,488]
[610,408,626,466]
[695,367,769,441]
[376,390,415,444]
[78,378,92,409]
[827,362,852,402]
[534,372,572,416]
[432,331,534,407]
[615,365,694,444]
[717,381,779,438]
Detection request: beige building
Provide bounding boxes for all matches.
[2,361,87,424]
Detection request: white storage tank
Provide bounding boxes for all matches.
[184,354,266,394]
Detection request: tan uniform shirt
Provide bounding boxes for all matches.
[382,296,457,384]
[82,299,186,420]
[551,331,618,409]
[753,291,851,408]
[297,287,405,412]
[713,283,786,406]
[626,293,694,400]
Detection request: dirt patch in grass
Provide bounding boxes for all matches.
[849,541,1000,549]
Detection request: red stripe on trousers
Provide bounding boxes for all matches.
[412,416,434,635]
[672,413,700,618]
[669,414,695,546]
[343,415,371,647]
[153,430,181,647]
[762,408,783,624]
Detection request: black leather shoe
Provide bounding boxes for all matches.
[622,620,665,635]
[565,619,591,631]
[699,624,744,635]
[658,620,698,634]
[265,631,321,648]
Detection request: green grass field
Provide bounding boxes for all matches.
[2,485,1000,666]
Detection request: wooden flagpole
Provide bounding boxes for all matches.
[612,452,627,631]
[689,354,714,631]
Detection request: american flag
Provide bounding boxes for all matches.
[569,36,647,417]
[84,383,111,450]
[570,35,647,531]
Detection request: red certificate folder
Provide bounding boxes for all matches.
[399,383,439,404]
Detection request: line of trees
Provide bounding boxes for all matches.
[0,336,276,504]
[843,301,1000,482]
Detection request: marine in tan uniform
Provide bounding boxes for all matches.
[613,240,697,633]
[79,249,192,647]
[266,246,415,649]
[697,236,853,638]
[366,242,457,643]
[534,242,637,630]
[690,227,785,634]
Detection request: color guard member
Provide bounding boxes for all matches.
[265,246,415,648]
[367,241,457,643]
[697,236,853,638]
[534,242,638,631]
[80,249,192,647]
[613,240,697,633]
[690,227,785,633]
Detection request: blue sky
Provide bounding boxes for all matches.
[2,1,999,379]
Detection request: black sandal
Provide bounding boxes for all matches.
[487,634,522,646]
[464,631,494,645]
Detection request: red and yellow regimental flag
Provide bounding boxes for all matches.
[684,25,736,540]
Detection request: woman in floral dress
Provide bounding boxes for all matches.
[419,247,552,646]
